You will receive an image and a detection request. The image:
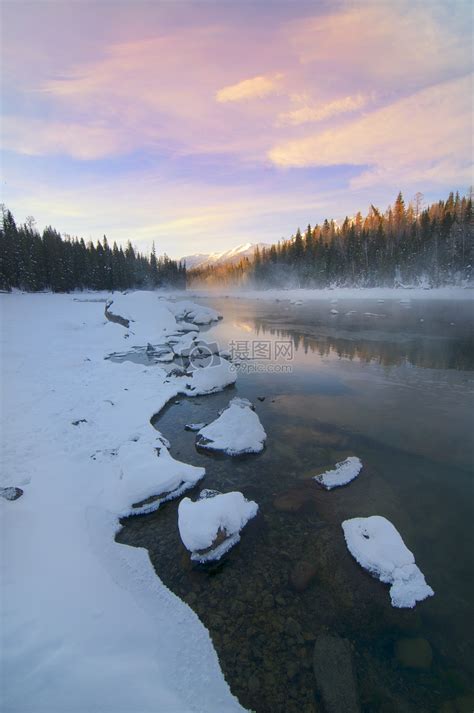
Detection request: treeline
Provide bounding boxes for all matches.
[0,207,186,292]
[189,191,473,288]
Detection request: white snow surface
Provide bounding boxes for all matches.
[110,436,205,516]
[0,291,245,713]
[314,456,362,490]
[182,360,237,396]
[106,290,177,345]
[168,299,222,325]
[342,516,434,608]
[197,397,267,455]
[178,491,258,561]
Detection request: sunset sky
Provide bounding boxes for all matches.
[1,0,472,258]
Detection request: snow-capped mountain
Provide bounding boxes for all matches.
[182,242,270,270]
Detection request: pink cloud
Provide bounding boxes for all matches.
[269,76,472,187]
[279,93,368,126]
[216,73,284,103]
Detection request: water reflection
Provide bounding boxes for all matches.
[251,321,474,370]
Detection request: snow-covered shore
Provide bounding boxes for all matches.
[0,291,245,713]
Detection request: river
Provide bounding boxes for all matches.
[117,294,474,713]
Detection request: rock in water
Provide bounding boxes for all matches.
[290,560,317,591]
[313,634,360,713]
[178,491,258,562]
[196,397,266,455]
[184,422,206,432]
[342,516,434,608]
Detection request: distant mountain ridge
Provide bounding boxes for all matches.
[182,242,270,270]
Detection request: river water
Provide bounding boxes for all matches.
[117,295,474,713]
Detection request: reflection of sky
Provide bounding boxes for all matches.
[2,1,472,257]
[206,300,474,371]
[203,298,474,469]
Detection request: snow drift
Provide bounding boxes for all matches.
[168,300,222,325]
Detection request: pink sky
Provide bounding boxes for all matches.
[1,0,472,257]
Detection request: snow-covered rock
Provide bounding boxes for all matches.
[111,437,205,516]
[342,516,434,608]
[196,397,266,455]
[168,331,197,356]
[184,422,207,432]
[314,456,362,490]
[169,300,222,325]
[183,360,237,396]
[178,491,258,562]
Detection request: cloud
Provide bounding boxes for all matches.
[279,94,367,125]
[2,0,472,255]
[2,117,127,160]
[4,2,470,167]
[216,73,283,103]
[269,76,472,187]
[288,2,472,93]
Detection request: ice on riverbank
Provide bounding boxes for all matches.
[105,291,177,345]
[184,422,207,432]
[314,456,362,490]
[178,491,258,562]
[169,300,222,325]
[168,331,197,356]
[112,438,205,516]
[342,516,434,608]
[196,397,266,455]
[1,291,245,713]
[183,360,237,396]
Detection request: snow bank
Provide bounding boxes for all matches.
[183,360,237,396]
[1,291,245,713]
[196,398,266,455]
[168,331,197,356]
[342,516,434,608]
[178,491,258,562]
[106,291,177,345]
[314,456,362,490]
[169,300,222,325]
[110,437,205,516]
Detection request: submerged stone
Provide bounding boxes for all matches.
[290,560,317,592]
[313,634,360,713]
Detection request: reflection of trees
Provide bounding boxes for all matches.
[253,320,474,370]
